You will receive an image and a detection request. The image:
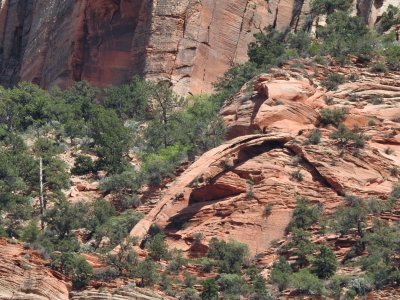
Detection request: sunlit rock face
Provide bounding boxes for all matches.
[0,0,394,95]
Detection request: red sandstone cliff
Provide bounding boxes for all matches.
[0,0,395,95]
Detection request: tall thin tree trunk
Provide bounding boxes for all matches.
[39,156,45,229]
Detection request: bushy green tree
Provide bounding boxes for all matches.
[107,238,138,276]
[214,63,259,95]
[71,155,95,175]
[316,11,378,63]
[288,228,315,269]
[248,26,289,67]
[180,288,201,300]
[330,123,365,148]
[320,108,347,126]
[145,82,185,150]
[90,108,131,174]
[310,0,353,15]
[33,138,70,207]
[99,171,142,209]
[384,43,400,71]
[44,200,87,239]
[141,144,187,186]
[201,278,218,300]
[1,82,52,132]
[289,197,322,230]
[135,257,158,287]
[86,199,116,234]
[103,76,151,120]
[146,233,169,261]
[361,222,400,288]
[21,220,40,243]
[95,210,143,248]
[289,268,323,295]
[312,245,338,279]
[208,238,249,274]
[50,252,92,289]
[217,273,248,299]
[376,4,400,33]
[270,257,293,291]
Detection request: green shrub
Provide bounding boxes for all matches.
[198,257,214,273]
[71,155,95,175]
[321,73,346,91]
[291,170,303,182]
[208,238,249,274]
[106,238,138,276]
[305,129,321,145]
[311,245,337,279]
[348,94,358,102]
[180,288,201,300]
[320,107,347,126]
[201,278,218,300]
[248,26,289,67]
[368,97,384,105]
[135,257,158,287]
[246,183,255,200]
[316,11,378,63]
[146,233,169,261]
[251,275,272,300]
[391,184,400,199]
[217,273,248,299]
[21,220,39,243]
[347,277,373,296]
[50,252,92,289]
[95,210,143,248]
[289,197,322,230]
[270,257,292,291]
[376,4,400,33]
[288,228,315,269]
[142,144,187,186]
[367,119,376,126]
[289,268,323,295]
[263,204,273,217]
[214,63,260,95]
[330,124,365,148]
[384,43,400,71]
[92,266,119,281]
[370,63,387,73]
[184,272,197,288]
[86,199,116,233]
[325,97,334,105]
[168,249,187,273]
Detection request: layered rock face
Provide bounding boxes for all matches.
[0,238,69,300]
[130,61,400,255]
[0,0,395,94]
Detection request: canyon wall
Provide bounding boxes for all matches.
[0,0,396,94]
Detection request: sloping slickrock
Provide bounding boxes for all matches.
[0,239,69,300]
[70,288,163,300]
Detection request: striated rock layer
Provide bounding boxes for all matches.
[0,0,396,94]
[0,238,69,300]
